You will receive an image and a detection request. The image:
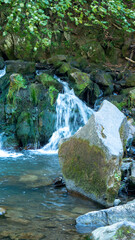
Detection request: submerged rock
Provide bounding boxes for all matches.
[19,174,38,183]
[90,221,135,240]
[59,100,129,206]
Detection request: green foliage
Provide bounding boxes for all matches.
[111,100,127,111]
[113,225,135,240]
[7,74,27,105]
[49,86,59,105]
[0,0,134,52]
[29,83,39,106]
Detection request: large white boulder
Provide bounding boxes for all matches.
[76,200,135,233]
[59,100,129,206]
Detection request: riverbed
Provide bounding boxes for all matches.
[0,151,101,240]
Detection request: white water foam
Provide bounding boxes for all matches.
[36,76,93,154]
[0,66,6,78]
[0,133,23,158]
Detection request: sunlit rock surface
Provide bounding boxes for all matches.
[59,100,129,206]
[76,200,135,234]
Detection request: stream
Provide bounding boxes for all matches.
[0,152,101,240]
[0,68,101,239]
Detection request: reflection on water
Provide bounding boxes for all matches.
[0,152,101,240]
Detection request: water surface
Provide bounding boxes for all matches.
[0,152,101,240]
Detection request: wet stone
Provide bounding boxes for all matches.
[0,207,6,216]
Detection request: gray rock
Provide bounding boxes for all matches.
[59,100,129,207]
[0,57,5,69]
[130,162,135,184]
[121,158,133,178]
[125,73,135,87]
[113,198,121,206]
[6,60,35,74]
[76,200,135,233]
[94,71,113,87]
[90,221,135,240]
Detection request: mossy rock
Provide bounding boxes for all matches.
[0,73,10,98]
[0,57,5,69]
[2,134,19,150]
[129,88,135,107]
[69,71,93,96]
[106,47,122,64]
[47,55,67,68]
[120,87,135,96]
[38,110,56,145]
[36,73,61,90]
[6,60,35,74]
[59,100,128,206]
[29,83,40,106]
[125,73,135,87]
[69,71,90,85]
[59,138,107,196]
[94,71,113,87]
[57,62,71,75]
[114,225,135,240]
[16,111,35,147]
[81,41,106,63]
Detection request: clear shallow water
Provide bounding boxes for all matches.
[0,152,101,240]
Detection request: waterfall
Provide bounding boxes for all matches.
[0,66,6,78]
[39,76,93,154]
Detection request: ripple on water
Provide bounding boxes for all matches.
[0,152,101,239]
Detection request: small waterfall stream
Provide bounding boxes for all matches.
[0,66,93,154]
[0,66,6,78]
[40,76,93,154]
[0,66,100,240]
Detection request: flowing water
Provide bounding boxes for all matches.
[38,76,93,154]
[0,69,101,239]
[0,152,101,240]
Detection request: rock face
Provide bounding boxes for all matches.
[90,221,135,240]
[59,100,129,206]
[76,200,135,233]
[6,60,35,74]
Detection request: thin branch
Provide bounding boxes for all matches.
[125,57,135,64]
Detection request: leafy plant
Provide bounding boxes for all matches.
[0,0,134,53]
[49,86,59,105]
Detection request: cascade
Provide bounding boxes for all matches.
[39,76,93,154]
[0,66,6,78]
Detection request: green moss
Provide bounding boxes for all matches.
[113,226,135,240]
[37,73,59,88]
[69,71,93,96]
[80,41,105,63]
[7,74,27,106]
[129,89,135,107]
[49,86,59,105]
[119,123,127,152]
[58,63,71,74]
[111,101,127,111]
[29,83,39,106]
[59,138,108,197]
